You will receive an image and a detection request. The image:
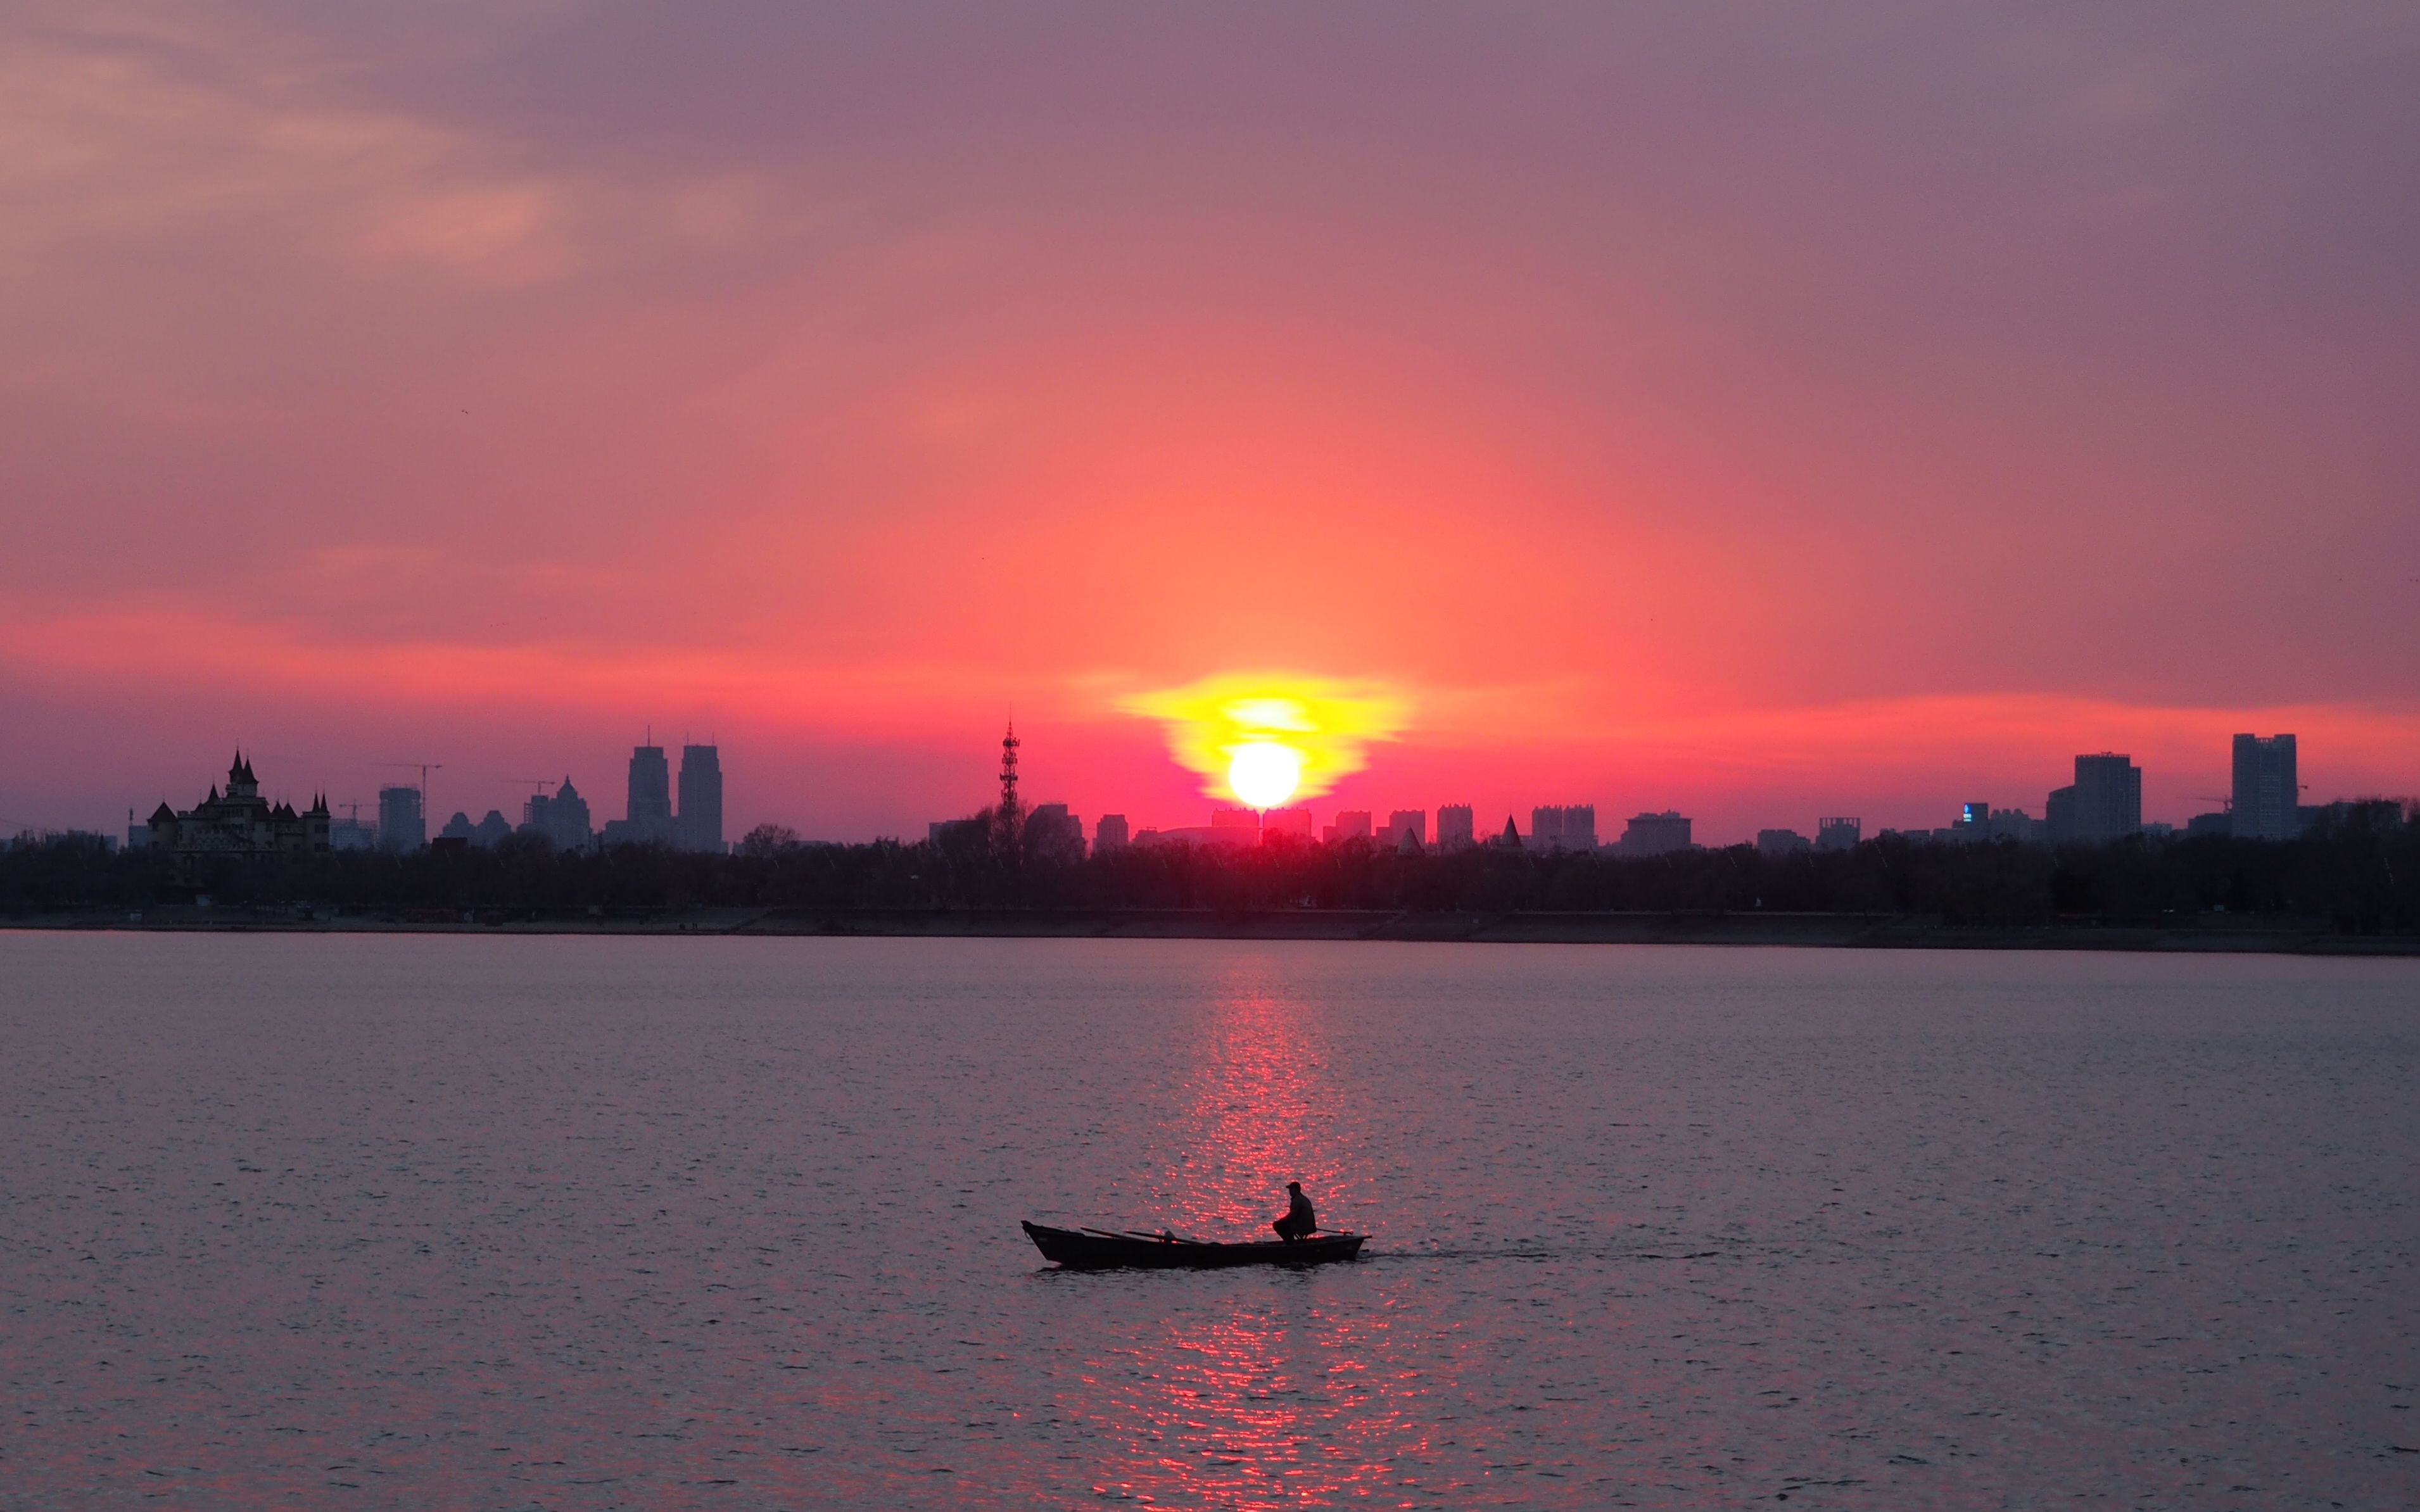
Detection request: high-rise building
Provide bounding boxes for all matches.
[1984,808,2043,843]
[678,744,724,854]
[1435,805,1474,850]
[1376,810,1427,848]
[1758,828,1813,857]
[523,777,592,850]
[1323,810,1374,845]
[1816,817,1861,852]
[1618,811,1692,856]
[603,745,676,847]
[2062,753,2142,843]
[1530,805,1598,852]
[1262,807,1313,840]
[628,745,672,833]
[1025,802,1085,862]
[377,784,425,852]
[1094,814,1130,852]
[2231,733,2299,841]
[1568,805,1597,850]
[2045,786,2077,841]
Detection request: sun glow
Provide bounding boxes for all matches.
[1227,740,1304,809]
[1121,671,1412,804]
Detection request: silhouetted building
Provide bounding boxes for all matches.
[1136,823,1257,850]
[1757,828,1812,857]
[437,810,516,847]
[1530,805,1597,852]
[1094,814,1130,852]
[1262,807,1313,841]
[1323,810,1373,845]
[927,816,985,852]
[1376,810,1426,848]
[678,744,725,854]
[1618,811,1692,856]
[1210,807,1260,835]
[148,754,331,860]
[523,778,592,851]
[330,814,378,850]
[1493,816,1523,848]
[2054,753,2141,844]
[605,744,676,847]
[1984,807,2044,842]
[1025,802,1085,863]
[377,783,425,852]
[2185,810,2233,838]
[1816,817,1861,853]
[2303,798,2403,835]
[1435,805,1474,851]
[2044,785,2075,841]
[2231,733,2299,841]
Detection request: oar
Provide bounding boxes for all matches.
[1082,1226,1200,1245]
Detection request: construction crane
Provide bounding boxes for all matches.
[374,762,444,820]
[504,778,553,825]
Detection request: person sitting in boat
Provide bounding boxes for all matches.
[1272,1181,1316,1242]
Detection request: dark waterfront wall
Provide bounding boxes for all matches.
[8,802,2418,938]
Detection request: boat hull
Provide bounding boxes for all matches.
[1022,1221,1365,1270]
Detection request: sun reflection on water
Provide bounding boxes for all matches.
[1065,962,1476,1508]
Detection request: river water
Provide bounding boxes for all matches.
[1,933,2414,1509]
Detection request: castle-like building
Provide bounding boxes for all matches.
[148,754,331,859]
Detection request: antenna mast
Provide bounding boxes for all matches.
[992,722,1024,860]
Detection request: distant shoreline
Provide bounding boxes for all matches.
[8,907,2416,955]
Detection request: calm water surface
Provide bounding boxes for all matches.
[1,935,2416,1509]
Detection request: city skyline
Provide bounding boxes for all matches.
[4,8,2417,844]
[80,723,2387,860]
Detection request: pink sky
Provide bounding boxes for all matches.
[4,3,2416,843]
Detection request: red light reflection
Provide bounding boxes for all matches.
[1070,961,1466,1508]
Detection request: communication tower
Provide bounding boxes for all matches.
[992,722,1025,860]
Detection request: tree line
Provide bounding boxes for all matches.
[6,801,2417,934]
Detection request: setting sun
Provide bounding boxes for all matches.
[1120,671,1412,805]
[1227,741,1304,809]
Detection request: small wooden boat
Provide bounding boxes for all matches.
[1022,1220,1366,1270]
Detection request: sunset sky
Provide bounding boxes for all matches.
[4,3,2416,843]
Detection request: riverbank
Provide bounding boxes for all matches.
[8,906,2416,954]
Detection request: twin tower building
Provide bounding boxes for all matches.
[595,742,725,854]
